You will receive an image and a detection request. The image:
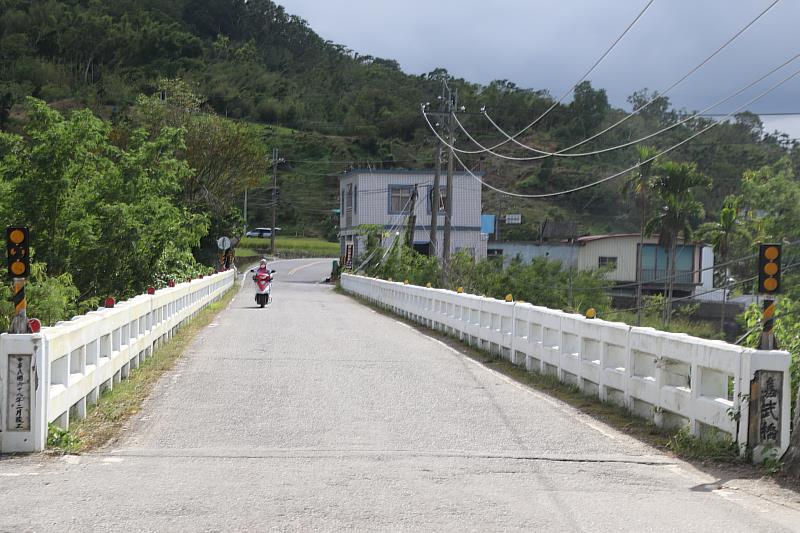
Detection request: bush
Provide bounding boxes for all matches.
[362,240,610,314]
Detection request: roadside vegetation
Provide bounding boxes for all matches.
[239,236,340,257]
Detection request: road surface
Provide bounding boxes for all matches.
[1,258,799,531]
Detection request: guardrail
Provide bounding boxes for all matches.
[0,270,235,453]
[341,274,792,460]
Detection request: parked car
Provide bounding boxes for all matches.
[245,227,280,238]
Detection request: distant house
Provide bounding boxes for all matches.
[489,233,714,297]
[338,169,486,262]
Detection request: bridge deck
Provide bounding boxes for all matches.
[1,259,798,531]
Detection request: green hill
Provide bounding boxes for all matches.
[1,0,798,238]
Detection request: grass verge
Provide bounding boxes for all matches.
[336,285,744,465]
[239,236,338,257]
[47,286,238,454]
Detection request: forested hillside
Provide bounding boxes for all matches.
[2,0,800,320]
[3,0,798,237]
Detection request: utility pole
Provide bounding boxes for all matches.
[243,188,248,236]
[270,147,278,256]
[442,87,457,284]
[406,184,418,249]
[429,82,445,259]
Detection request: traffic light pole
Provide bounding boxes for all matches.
[760,299,776,350]
[7,226,30,334]
[10,277,28,334]
[757,243,781,350]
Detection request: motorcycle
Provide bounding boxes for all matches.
[250,267,276,308]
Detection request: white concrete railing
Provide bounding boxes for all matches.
[0,270,235,452]
[341,274,792,458]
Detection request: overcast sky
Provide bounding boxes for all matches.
[277,0,800,139]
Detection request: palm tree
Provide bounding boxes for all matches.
[698,196,743,335]
[622,145,659,326]
[646,161,709,325]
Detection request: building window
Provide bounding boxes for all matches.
[388,185,413,214]
[427,185,447,214]
[598,256,618,270]
[354,185,358,214]
[640,244,695,284]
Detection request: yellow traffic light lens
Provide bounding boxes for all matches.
[764,262,779,276]
[10,261,25,276]
[765,246,780,260]
[764,278,778,292]
[9,229,24,245]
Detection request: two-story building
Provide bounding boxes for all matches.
[339,169,486,262]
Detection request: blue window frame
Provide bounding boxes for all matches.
[640,244,695,283]
[388,185,414,214]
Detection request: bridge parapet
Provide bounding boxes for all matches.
[342,274,791,461]
[0,270,235,453]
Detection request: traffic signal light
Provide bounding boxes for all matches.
[6,226,30,278]
[757,243,781,295]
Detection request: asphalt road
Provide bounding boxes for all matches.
[1,258,799,531]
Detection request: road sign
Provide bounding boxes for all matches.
[217,236,231,251]
[344,244,354,269]
[505,214,522,225]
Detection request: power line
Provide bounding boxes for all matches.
[699,112,800,117]
[451,64,800,199]
[453,0,655,155]
[429,53,800,162]
[442,0,782,157]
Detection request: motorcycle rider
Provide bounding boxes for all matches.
[249,259,274,306]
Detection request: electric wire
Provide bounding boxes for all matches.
[448,0,656,154]
[436,0,782,156]
[450,64,800,199]
[442,53,800,162]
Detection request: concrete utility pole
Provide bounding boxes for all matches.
[406,184,418,249]
[442,88,457,283]
[429,82,445,259]
[243,188,248,236]
[270,147,278,255]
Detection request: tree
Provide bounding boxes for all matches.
[646,161,709,325]
[129,79,267,239]
[2,98,208,302]
[622,145,658,326]
[569,81,609,138]
[698,196,745,335]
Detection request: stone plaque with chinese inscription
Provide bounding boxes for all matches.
[748,370,782,454]
[6,354,31,432]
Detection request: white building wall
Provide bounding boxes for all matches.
[340,170,484,260]
[578,236,643,281]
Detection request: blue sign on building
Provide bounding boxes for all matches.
[481,214,496,235]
